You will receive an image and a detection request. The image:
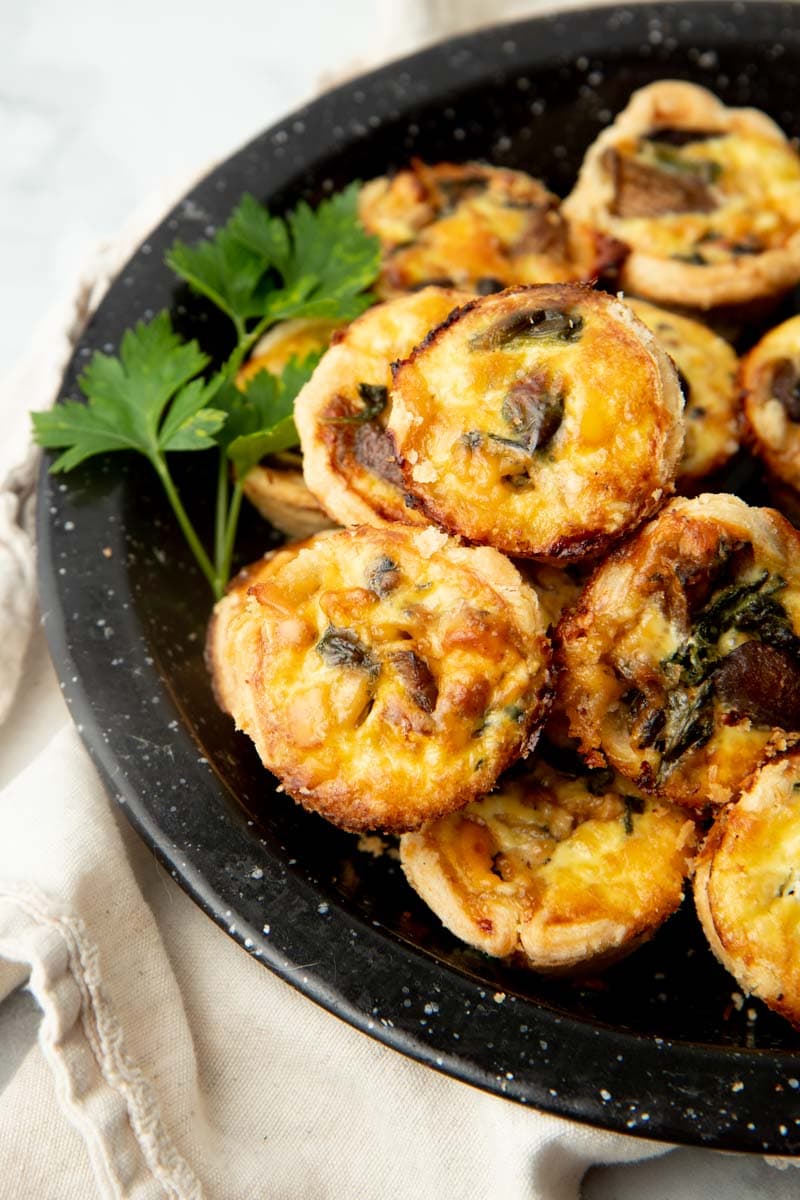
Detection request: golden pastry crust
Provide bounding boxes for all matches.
[694,750,800,1028]
[557,493,800,810]
[207,524,553,832]
[400,753,697,972]
[240,452,334,538]
[294,287,471,527]
[563,80,800,309]
[387,283,684,562]
[237,318,341,536]
[359,160,577,298]
[740,313,800,502]
[623,297,739,488]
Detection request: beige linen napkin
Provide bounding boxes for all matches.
[0,721,673,1200]
[0,184,680,1199]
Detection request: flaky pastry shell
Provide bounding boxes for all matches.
[563,80,800,310]
[295,287,471,528]
[237,317,340,536]
[240,452,334,538]
[401,755,696,973]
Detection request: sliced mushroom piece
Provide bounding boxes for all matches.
[317,626,380,679]
[714,641,800,730]
[770,358,800,423]
[353,423,406,488]
[390,649,439,712]
[501,373,564,452]
[432,171,489,211]
[643,127,724,146]
[514,204,570,258]
[368,556,401,598]
[476,276,506,295]
[470,306,583,351]
[604,148,718,219]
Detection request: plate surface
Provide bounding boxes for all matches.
[38,1,800,1153]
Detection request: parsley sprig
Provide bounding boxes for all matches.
[33,183,379,598]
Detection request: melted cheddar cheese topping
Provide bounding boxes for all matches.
[610,133,800,263]
[207,524,552,832]
[238,317,340,384]
[388,284,684,561]
[359,161,577,298]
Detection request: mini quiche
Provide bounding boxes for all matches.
[237,317,341,537]
[387,283,684,562]
[557,493,800,810]
[359,160,577,298]
[206,523,552,832]
[294,286,471,527]
[740,313,800,511]
[622,297,740,490]
[400,750,697,972]
[694,750,800,1028]
[563,80,800,310]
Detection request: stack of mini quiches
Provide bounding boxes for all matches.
[558,79,800,1018]
[208,82,800,1011]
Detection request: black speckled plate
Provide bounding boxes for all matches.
[38,1,800,1154]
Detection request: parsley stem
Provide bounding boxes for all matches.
[214,451,229,585]
[225,315,272,381]
[219,478,244,592]
[149,453,219,596]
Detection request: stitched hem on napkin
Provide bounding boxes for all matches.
[0,887,203,1200]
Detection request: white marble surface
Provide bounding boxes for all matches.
[1,0,799,1196]
[0,0,434,368]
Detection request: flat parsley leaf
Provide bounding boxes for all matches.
[34,184,379,597]
[166,227,266,333]
[227,193,291,276]
[215,352,321,478]
[167,183,379,335]
[32,313,225,471]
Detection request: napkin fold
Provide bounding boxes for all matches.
[0,181,676,1200]
[0,720,671,1200]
